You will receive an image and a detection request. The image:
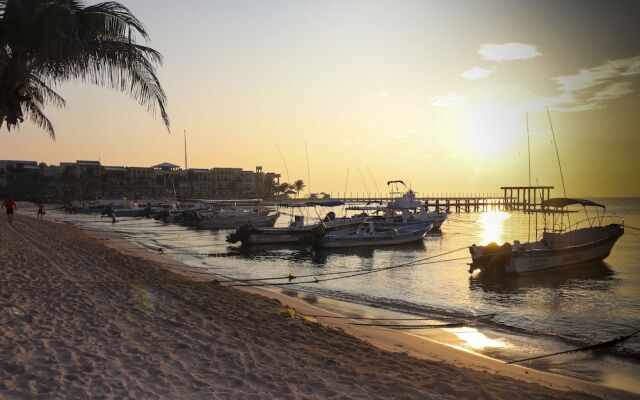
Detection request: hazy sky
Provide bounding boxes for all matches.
[2,0,639,196]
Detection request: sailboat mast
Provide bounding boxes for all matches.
[304,142,311,197]
[546,108,567,198]
[526,113,531,242]
[183,129,188,171]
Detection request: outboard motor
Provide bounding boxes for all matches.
[323,211,336,222]
[468,242,512,274]
[226,224,253,244]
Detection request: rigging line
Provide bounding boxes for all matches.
[226,248,469,287]
[356,165,369,195]
[366,166,380,195]
[526,112,532,243]
[343,167,350,200]
[304,142,311,197]
[275,145,291,184]
[546,107,567,198]
[508,328,640,364]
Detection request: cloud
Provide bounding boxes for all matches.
[549,55,640,112]
[478,43,541,61]
[462,67,494,80]
[373,92,390,97]
[553,55,640,93]
[431,92,465,107]
[591,81,634,101]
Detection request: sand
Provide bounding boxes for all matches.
[0,214,629,399]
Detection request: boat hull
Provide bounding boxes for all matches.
[508,227,623,273]
[199,212,279,230]
[230,219,363,245]
[470,224,624,274]
[315,226,429,249]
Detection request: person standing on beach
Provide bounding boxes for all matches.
[37,203,46,219]
[2,195,17,223]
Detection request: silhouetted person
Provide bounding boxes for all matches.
[2,195,17,223]
[105,204,117,224]
[37,203,46,219]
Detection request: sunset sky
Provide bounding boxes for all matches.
[2,0,639,196]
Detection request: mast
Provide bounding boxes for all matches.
[546,108,567,198]
[526,113,531,242]
[183,129,188,171]
[304,142,311,197]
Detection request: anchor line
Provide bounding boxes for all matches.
[507,328,640,364]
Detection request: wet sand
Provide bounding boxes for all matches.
[0,215,631,399]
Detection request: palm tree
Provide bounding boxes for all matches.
[293,179,305,198]
[0,0,169,138]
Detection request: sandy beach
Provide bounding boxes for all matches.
[0,215,630,399]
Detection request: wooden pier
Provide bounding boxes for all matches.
[500,186,554,211]
[302,185,554,213]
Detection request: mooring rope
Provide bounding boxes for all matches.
[223,256,469,283]
[226,247,470,287]
[507,328,640,364]
[302,312,495,320]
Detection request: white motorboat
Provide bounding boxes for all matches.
[469,198,624,274]
[386,181,448,230]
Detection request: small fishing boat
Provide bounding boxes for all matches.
[468,198,624,274]
[313,221,431,249]
[226,200,362,245]
[386,181,448,230]
[190,199,279,230]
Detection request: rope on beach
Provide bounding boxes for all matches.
[626,224,640,231]
[225,247,470,287]
[507,328,640,364]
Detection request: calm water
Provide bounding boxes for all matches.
[51,198,640,393]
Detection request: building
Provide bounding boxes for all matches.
[0,160,281,201]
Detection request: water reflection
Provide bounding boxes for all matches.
[311,241,427,265]
[446,327,505,350]
[469,261,615,294]
[478,211,510,245]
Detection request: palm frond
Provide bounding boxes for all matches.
[80,2,150,41]
[24,100,55,139]
[29,75,66,108]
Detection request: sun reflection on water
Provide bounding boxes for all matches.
[446,327,504,350]
[478,211,510,245]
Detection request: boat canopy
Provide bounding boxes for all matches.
[541,198,605,209]
[281,200,345,208]
[192,199,263,204]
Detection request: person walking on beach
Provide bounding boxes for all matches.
[2,195,17,223]
[37,203,46,219]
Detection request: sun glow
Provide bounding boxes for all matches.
[478,211,510,245]
[462,104,522,158]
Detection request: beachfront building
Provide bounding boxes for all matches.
[0,160,281,202]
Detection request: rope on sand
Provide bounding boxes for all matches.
[507,328,640,364]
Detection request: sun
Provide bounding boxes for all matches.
[462,103,523,158]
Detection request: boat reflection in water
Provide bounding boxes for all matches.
[310,241,427,265]
[469,261,614,294]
